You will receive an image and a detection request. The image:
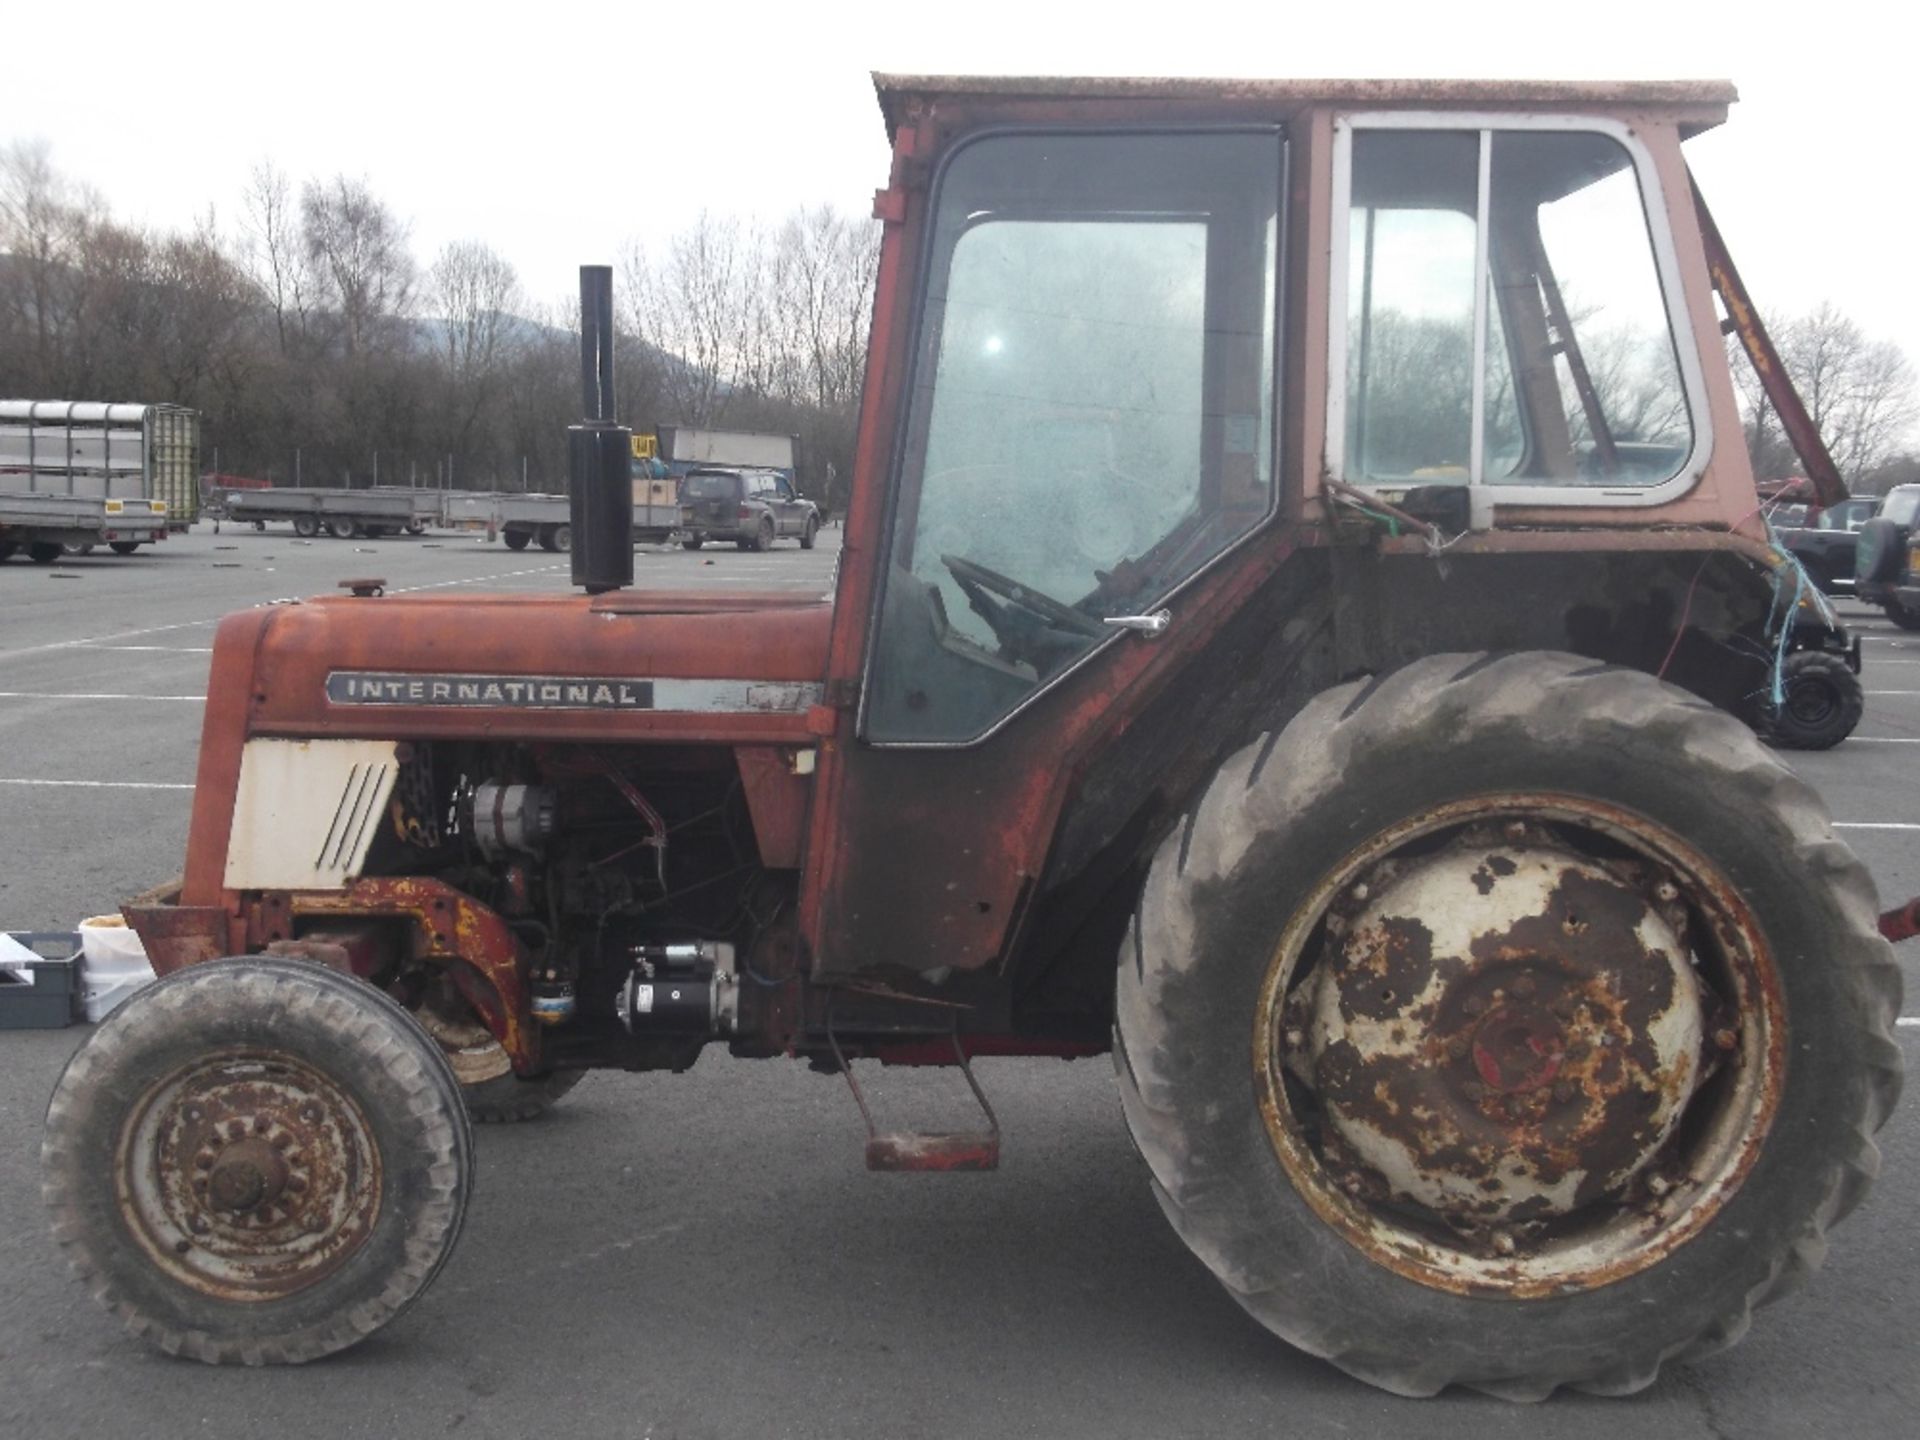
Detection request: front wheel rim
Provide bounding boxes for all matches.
[1253,793,1784,1299]
[115,1049,383,1302]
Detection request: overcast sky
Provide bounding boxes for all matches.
[1,0,1907,348]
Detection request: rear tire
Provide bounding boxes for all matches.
[753,517,775,552]
[293,514,319,538]
[0,541,16,562]
[1114,651,1900,1399]
[42,958,474,1365]
[463,1069,586,1123]
[1762,651,1864,750]
[1882,600,1920,631]
[682,535,704,551]
[28,541,62,563]
[110,541,141,555]
[503,529,531,551]
[552,524,572,553]
[800,515,818,550]
[325,517,355,540]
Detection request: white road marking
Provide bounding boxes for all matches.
[1834,822,1920,831]
[1866,691,1920,696]
[1847,737,1920,743]
[1900,1018,1920,1029]
[0,692,205,703]
[0,778,193,790]
[77,644,215,654]
[0,616,219,663]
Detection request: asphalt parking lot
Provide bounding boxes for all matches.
[0,527,1914,1439]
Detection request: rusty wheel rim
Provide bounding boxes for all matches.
[114,1049,382,1302]
[1253,794,1785,1299]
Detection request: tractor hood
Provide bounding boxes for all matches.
[212,586,835,748]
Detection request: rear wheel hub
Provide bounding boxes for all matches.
[1306,837,1703,1226]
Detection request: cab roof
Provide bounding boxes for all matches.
[871,74,1735,141]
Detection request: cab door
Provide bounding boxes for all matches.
[799,127,1285,979]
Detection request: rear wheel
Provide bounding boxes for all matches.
[293,514,320,538]
[800,515,818,550]
[28,541,62,563]
[503,529,531,551]
[1762,651,1864,750]
[325,516,355,540]
[0,541,16,562]
[682,535,704,551]
[42,958,473,1365]
[753,517,775,552]
[552,523,572,553]
[1882,600,1920,632]
[110,541,141,555]
[1114,651,1901,1399]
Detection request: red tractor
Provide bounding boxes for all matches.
[44,76,1900,1400]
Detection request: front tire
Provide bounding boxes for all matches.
[109,541,141,555]
[1882,600,1920,632]
[42,958,474,1365]
[800,515,818,550]
[503,529,531,551]
[1114,651,1900,1399]
[293,514,320,538]
[1762,651,1864,750]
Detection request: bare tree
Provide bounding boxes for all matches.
[300,175,413,359]
[1729,302,1917,485]
[430,239,522,471]
[239,161,312,357]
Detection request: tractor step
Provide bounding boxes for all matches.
[829,1023,1001,1172]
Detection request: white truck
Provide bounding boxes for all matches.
[0,401,196,562]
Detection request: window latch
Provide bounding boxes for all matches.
[1103,608,1172,638]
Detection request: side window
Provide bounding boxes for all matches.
[1340,125,1695,494]
[865,129,1281,744]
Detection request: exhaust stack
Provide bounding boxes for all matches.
[568,265,633,594]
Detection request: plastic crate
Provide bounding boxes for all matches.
[0,931,82,1029]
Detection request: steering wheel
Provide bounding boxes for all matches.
[941,555,1106,641]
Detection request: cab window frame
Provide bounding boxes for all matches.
[1325,110,1713,507]
[855,123,1290,750]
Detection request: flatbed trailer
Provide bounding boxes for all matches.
[207,485,442,539]
[0,492,170,563]
[442,488,681,551]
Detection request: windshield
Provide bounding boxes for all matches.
[1883,488,1920,527]
[682,473,739,501]
[865,129,1281,744]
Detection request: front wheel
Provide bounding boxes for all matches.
[503,529,531,551]
[1883,600,1920,632]
[42,958,474,1365]
[293,514,320,538]
[1115,652,1900,1399]
[109,541,141,555]
[1762,650,1864,750]
[682,535,704,551]
[28,541,62,563]
[800,515,818,550]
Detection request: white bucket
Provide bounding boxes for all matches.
[78,914,156,1022]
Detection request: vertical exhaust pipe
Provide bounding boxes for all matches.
[569,264,633,594]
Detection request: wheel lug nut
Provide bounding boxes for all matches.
[1504,821,1527,842]
[1714,1028,1738,1051]
[1446,1037,1469,1061]
[1349,882,1369,904]
[1284,1029,1304,1050]
[1655,881,1679,902]
[1647,1174,1672,1197]
[173,1238,192,1255]
[1464,996,1487,1017]
[1491,1230,1516,1256]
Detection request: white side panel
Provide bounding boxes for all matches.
[224,739,401,891]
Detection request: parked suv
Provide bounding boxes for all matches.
[1770,493,1879,593]
[1854,483,1920,626]
[678,467,819,551]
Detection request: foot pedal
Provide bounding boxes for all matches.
[829,1025,1001,1172]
